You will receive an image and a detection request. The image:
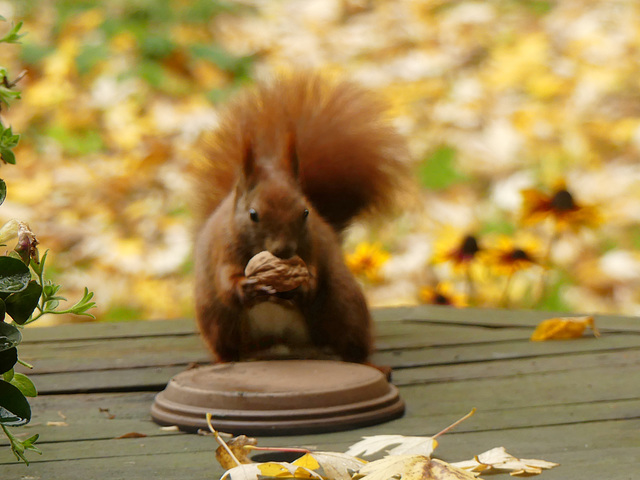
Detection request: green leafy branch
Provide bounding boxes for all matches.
[0,18,24,165]
[28,251,96,324]
[0,17,25,44]
[0,16,96,466]
[0,232,96,464]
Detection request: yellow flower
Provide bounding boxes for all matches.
[520,181,600,232]
[419,282,467,307]
[432,229,482,273]
[345,242,390,283]
[483,234,542,276]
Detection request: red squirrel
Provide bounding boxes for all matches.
[191,72,409,364]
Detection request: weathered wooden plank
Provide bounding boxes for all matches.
[3,446,636,480]
[18,323,533,375]
[17,336,211,374]
[374,322,531,350]
[26,343,640,396]
[380,305,640,332]
[392,348,640,386]
[17,305,640,348]
[29,365,185,395]
[18,324,636,376]
[21,318,196,343]
[397,364,640,417]
[2,420,639,479]
[372,334,639,369]
[2,388,637,449]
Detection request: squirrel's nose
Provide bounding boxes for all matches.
[266,239,296,259]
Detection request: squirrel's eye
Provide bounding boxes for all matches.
[249,208,259,222]
[303,208,309,219]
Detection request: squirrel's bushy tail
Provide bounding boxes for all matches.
[191,71,410,232]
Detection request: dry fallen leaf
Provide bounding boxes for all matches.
[451,447,559,477]
[160,425,179,432]
[46,421,68,427]
[346,435,437,458]
[114,432,147,439]
[244,251,310,292]
[296,452,367,480]
[346,409,475,459]
[216,435,258,469]
[353,455,481,480]
[530,316,599,341]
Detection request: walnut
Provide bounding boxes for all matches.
[244,251,310,292]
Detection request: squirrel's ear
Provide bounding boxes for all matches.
[285,131,300,181]
[242,138,256,179]
[239,138,258,192]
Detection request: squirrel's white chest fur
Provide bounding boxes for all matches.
[245,301,310,345]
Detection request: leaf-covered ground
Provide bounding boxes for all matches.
[2,0,640,323]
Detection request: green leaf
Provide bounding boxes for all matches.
[0,348,18,374]
[22,433,39,449]
[2,367,13,382]
[1,426,41,465]
[0,322,21,351]
[0,297,5,321]
[10,373,37,397]
[0,256,31,293]
[0,380,31,426]
[0,21,25,44]
[5,280,42,325]
[67,287,96,317]
[417,145,468,190]
[0,146,16,164]
[0,178,6,205]
[0,87,21,110]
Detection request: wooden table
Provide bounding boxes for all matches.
[2,306,639,479]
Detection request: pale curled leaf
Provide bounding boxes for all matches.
[451,447,559,477]
[353,455,481,480]
[346,435,437,458]
[299,452,367,480]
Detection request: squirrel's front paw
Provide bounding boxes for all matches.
[239,277,276,302]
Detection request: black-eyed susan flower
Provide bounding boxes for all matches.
[432,228,482,274]
[484,234,542,276]
[520,181,600,232]
[345,242,390,283]
[419,281,467,307]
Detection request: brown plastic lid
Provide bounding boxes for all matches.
[151,360,404,435]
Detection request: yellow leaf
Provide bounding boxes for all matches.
[258,462,294,477]
[256,462,322,479]
[530,316,599,341]
[292,453,320,470]
[292,466,319,479]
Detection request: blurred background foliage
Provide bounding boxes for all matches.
[2,0,640,324]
